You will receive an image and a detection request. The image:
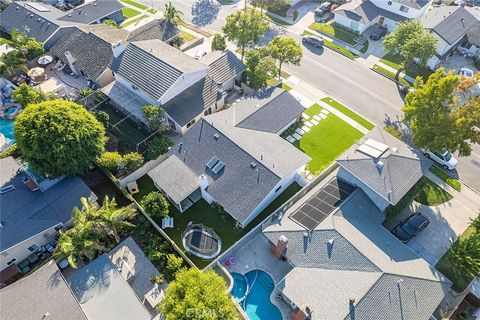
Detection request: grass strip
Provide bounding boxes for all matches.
[321,97,374,130]
[372,64,411,86]
[429,166,461,191]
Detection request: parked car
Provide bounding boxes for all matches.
[458,68,474,78]
[302,35,324,48]
[424,149,458,171]
[392,212,430,243]
[193,49,207,60]
[369,26,387,40]
[314,1,332,16]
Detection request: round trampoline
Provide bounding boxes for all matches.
[182,224,222,259]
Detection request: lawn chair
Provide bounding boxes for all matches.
[161,217,174,229]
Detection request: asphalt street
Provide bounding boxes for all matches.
[137,0,480,192]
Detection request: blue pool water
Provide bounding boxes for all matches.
[231,270,282,320]
[0,118,15,144]
[5,106,18,116]
[231,273,248,301]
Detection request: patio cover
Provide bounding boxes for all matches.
[148,155,199,204]
[102,81,149,124]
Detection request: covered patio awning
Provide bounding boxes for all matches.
[148,156,200,206]
[102,81,150,124]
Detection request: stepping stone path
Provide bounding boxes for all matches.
[295,128,304,135]
[292,133,302,140]
[302,113,310,120]
[286,135,296,143]
[311,119,319,125]
[313,115,321,121]
[301,125,311,132]
[319,113,327,119]
[305,121,314,127]
[321,109,330,115]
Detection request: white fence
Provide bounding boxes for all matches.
[119,154,169,187]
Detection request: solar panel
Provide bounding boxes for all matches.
[212,161,225,174]
[26,2,50,12]
[357,144,384,158]
[206,156,219,169]
[290,178,355,230]
[364,139,389,153]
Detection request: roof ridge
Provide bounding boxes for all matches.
[381,272,452,285]
[130,41,183,75]
[235,89,285,129]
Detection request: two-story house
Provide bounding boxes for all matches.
[333,0,433,34]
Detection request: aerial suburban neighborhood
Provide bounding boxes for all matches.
[0,0,479,319]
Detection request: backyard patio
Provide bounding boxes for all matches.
[132,174,302,269]
[282,103,364,175]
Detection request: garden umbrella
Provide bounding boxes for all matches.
[27,67,45,81]
[37,55,53,66]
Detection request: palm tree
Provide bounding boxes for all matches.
[164,1,182,26]
[94,196,136,243]
[0,51,25,76]
[54,228,104,268]
[446,235,480,280]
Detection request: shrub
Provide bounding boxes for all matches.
[141,191,170,219]
[93,110,110,128]
[97,151,122,171]
[122,152,143,173]
[150,274,165,284]
[384,124,402,140]
[0,144,18,159]
[146,136,172,160]
[164,253,185,281]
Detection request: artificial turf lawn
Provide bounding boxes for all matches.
[321,97,375,130]
[122,7,141,19]
[120,0,148,11]
[379,52,433,81]
[287,103,363,175]
[373,64,411,86]
[179,31,197,42]
[120,15,148,28]
[133,175,302,268]
[429,166,461,192]
[413,177,453,206]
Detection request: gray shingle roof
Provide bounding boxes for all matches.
[110,40,206,101]
[395,0,431,9]
[336,127,427,206]
[263,188,451,320]
[202,50,245,85]
[66,254,151,320]
[0,260,87,320]
[236,90,305,134]
[127,19,179,43]
[56,0,123,24]
[165,120,281,224]
[0,157,94,252]
[334,0,408,24]
[50,27,117,80]
[163,76,220,127]
[423,6,480,45]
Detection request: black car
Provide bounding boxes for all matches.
[302,35,324,48]
[369,26,387,40]
[392,212,430,243]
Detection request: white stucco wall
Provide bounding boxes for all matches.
[333,14,367,33]
[96,68,115,88]
[0,225,61,271]
[336,166,390,212]
[370,0,432,19]
[114,73,159,106]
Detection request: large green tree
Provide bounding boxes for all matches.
[164,1,182,26]
[245,48,277,89]
[142,104,168,131]
[94,196,136,243]
[268,36,302,79]
[445,234,480,281]
[14,100,106,177]
[222,9,269,61]
[211,33,227,51]
[12,83,45,107]
[383,20,437,68]
[141,191,170,219]
[0,50,25,76]
[11,28,45,59]
[403,68,480,156]
[159,268,238,320]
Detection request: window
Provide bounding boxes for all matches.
[275,185,282,193]
[6,258,16,266]
[350,21,359,31]
[400,5,409,13]
[387,1,392,5]
[186,119,196,128]
[27,244,39,252]
[131,84,138,91]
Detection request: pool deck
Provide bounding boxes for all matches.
[222,231,294,319]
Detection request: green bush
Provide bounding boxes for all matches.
[141,191,170,219]
[384,125,402,140]
[97,151,122,171]
[164,253,185,281]
[122,152,143,173]
[0,144,18,159]
[146,136,172,160]
[93,110,110,128]
[150,274,164,284]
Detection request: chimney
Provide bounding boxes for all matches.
[112,41,125,58]
[273,235,288,259]
[198,174,209,190]
[64,51,78,75]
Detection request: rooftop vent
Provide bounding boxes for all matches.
[250,162,257,169]
[214,133,220,140]
[206,156,219,170]
[212,161,225,174]
[391,147,398,153]
[375,161,384,170]
[349,297,356,304]
[0,185,15,194]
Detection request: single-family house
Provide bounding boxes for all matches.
[66,254,151,320]
[107,39,245,134]
[336,127,428,212]
[0,0,124,49]
[0,157,96,271]
[421,6,480,69]
[0,260,87,320]
[263,176,451,320]
[147,88,311,227]
[333,0,432,34]
[49,19,178,88]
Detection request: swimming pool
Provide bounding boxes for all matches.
[231,270,283,320]
[0,118,15,144]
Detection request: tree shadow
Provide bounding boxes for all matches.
[191,0,221,27]
[258,25,286,47]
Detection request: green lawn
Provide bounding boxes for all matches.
[120,0,148,11]
[120,14,148,28]
[284,104,363,175]
[309,22,357,45]
[373,64,411,86]
[380,52,433,81]
[436,225,478,292]
[278,82,292,91]
[133,175,302,268]
[179,31,197,42]
[122,7,141,19]
[430,166,461,192]
[385,176,452,222]
[321,97,374,130]
[266,13,291,26]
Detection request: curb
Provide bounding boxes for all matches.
[370,66,406,87]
